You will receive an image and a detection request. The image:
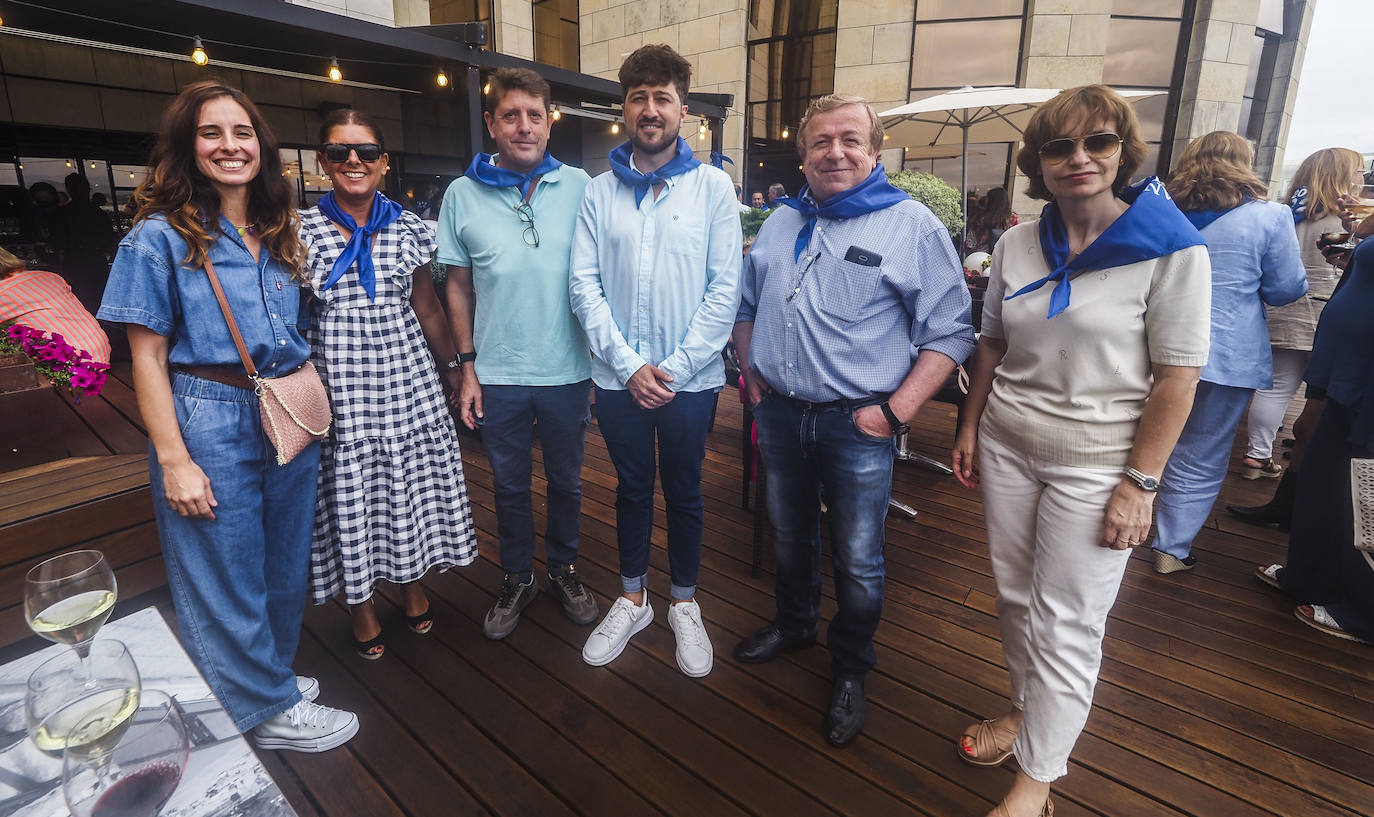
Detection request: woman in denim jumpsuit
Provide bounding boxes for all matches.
[98,81,357,752]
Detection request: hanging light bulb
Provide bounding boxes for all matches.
[190,36,209,66]
[611,122,620,135]
[90,162,97,170]
[65,160,73,168]
[551,106,561,121]
[781,127,790,139]
[698,119,708,134]
[436,69,449,88]
[483,81,491,95]
[328,57,342,83]
[758,162,763,168]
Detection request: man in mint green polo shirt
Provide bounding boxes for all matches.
[439,67,597,640]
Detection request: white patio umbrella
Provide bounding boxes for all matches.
[878,86,1162,247]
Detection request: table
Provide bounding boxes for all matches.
[0,607,296,817]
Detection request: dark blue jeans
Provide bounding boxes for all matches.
[594,386,717,600]
[481,380,592,582]
[753,394,895,677]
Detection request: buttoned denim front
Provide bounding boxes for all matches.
[753,394,894,677]
[98,215,311,374]
[152,373,318,731]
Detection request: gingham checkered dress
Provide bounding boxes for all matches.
[301,207,476,605]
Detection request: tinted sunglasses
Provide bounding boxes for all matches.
[1038,132,1122,163]
[321,142,383,163]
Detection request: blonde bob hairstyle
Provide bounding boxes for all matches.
[1015,84,1148,201]
[796,94,883,158]
[1285,147,1364,220]
[0,247,23,279]
[1166,131,1267,211]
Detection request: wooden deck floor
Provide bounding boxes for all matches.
[244,395,1374,817]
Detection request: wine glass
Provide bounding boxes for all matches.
[25,550,118,661]
[26,639,141,758]
[63,690,189,817]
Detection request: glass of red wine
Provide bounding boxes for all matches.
[62,690,189,817]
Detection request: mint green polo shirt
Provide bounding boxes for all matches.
[436,161,592,386]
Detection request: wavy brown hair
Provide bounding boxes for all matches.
[1166,131,1267,211]
[1285,147,1364,220]
[1016,84,1148,202]
[132,80,305,281]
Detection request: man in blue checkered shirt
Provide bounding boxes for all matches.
[731,94,975,747]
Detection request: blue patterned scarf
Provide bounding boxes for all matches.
[609,137,701,205]
[776,164,910,261]
[1288,186,1309,224]
[316,192,404,301]
[1005,177,1205,319]
[464,152,563,198]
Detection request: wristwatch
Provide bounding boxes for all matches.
[447,351,477,370]
[1123,466,1160,492]
[879,401,909,435]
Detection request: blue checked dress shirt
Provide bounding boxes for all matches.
[569,161,742,393]
[738,197,975,402]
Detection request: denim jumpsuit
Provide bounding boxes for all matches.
[99,215,317,731]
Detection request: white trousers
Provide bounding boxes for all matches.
[978,430,1131,782]
[1245,347,1310,459]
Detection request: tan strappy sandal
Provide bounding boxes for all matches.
[958,717,1018,767]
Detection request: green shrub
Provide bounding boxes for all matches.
[886,170,964,237]
[740,206,776,239]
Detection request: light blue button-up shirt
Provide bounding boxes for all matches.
[569,160,742,393]
[738,197,974,402]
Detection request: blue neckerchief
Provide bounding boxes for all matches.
[608,137,701,205]
[1183,198,1251,231]
[316,191,404,301]
[464,152,563,198]
[776,164,910,261]
[709,151,734,169]
[1289,186,1308,224]
[1006,177,1206,319]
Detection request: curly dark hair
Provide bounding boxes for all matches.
[618,44,692,102]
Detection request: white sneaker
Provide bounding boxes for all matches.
[296,676,319,702]
[667,600,714,677]
[252,700,359,753]
[582,596,653,666]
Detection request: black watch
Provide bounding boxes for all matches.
[879,401,909,435]
[447,351,477,370]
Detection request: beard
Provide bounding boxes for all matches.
[629,119,677,156]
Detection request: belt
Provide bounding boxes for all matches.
[174,365,256,390]
[777,392,890,413]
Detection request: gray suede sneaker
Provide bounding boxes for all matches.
[548,565,599,625]
[483,574,537,639]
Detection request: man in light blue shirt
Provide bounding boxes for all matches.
[731,94,973,746]
[569,44,742,678]
[439,67,598,641]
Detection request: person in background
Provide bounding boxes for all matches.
[735,183,752,213]
[570,44,742,678]
[1148,131,1306,574]
[439,66,599,641]
[950,85,1210,817]
[98,80,357,752]
[301,108,476,660]
[967,186,1018,255]
[1238,147,1364,482]
[767,182,786,209]
[732,93,973,746]
[751,190,767,209]
[56,173,114,314]
[0,246,111,364]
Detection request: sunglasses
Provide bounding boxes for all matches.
[321,142,383,163]
[1038,132,1122,164]
[515,202,539,247]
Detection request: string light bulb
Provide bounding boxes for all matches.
[328,57,342,82]
[90,162,97,169]
[191,36,208,66]
[611,122,620,135]
[436,69,449,88]
[65,160,72,168]
[483,81,491,95]
[781,127,790,139]
[551,106,561,121]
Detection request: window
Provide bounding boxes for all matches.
[910,19,1022,89]
[533,0,579,71]
[916,0,1023,20]
[1103,3,1187,179]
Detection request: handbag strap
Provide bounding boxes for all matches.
[202,256,261,379]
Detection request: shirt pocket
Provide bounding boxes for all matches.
[272,270,303,327]
[661,212,706,258]
[812,256,882,324]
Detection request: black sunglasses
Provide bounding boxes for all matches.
[321,142,383,163]
[1038,132,1122,164]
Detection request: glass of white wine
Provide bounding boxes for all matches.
[25,550,118,662]
[26,639,141,759]
[63,690,189,817]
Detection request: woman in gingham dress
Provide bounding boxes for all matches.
[302,109,475,659]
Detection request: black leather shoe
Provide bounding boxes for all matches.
[1225,503,1289,531]
[825,676,867,747]
[733,624,816,663]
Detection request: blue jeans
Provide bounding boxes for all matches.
[1150,381,1253,560]
[594,387,717,600]
[753,394,895,677]
[481,380,591,582]
[151,373,318,731]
